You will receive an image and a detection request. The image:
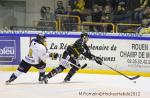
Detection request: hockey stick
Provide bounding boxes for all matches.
[67,61,87,69]
[102,63,140,80]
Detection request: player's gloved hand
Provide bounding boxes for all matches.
[94,56,103,65]
[49,53,59,60]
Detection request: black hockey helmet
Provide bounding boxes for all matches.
[80,32,89,38]
[36,33,46,44]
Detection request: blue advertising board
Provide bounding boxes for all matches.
[0,36,20,65]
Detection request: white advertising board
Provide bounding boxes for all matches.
[43,37,150,72]
[18,31,150,73]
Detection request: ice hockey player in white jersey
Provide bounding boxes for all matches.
[5,33,58,84]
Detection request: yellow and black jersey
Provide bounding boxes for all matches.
[66,38,92,59]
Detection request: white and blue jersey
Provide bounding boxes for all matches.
[24,39,49,65]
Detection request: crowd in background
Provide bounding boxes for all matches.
[37,0,150,33]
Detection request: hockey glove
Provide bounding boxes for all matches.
[94,56,103,65]
[49,53,59,60]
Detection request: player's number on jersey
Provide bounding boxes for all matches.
[28,48,33,58]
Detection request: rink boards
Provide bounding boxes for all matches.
[0,31,150,77]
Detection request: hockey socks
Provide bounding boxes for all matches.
[64,67,79,82]
[47,65,65,78]
[42,65,65,84]
[38,72,45,84]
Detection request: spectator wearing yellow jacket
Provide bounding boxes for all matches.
[72,0,85,13]
[137,19,150,34]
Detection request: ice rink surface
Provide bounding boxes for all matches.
[0,72,150,98]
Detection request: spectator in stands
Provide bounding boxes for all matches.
[101,5,112,22]
[40,6,55,21]
[70,0,85,12]
[90,4,103,32]
[143,7,150,20]
[55,1,65,15]
[40,6,47,20]
[70,0,86,21]
[63,5,75,31]
[101,5,113,32]
[100,0,127,11]
[45,7,50,20]
[137,18,150,34]
[91,5,102,22]
[133,0,149,23]
[37,6,56,31]
[54,0,65,24]
[45,6,55,21]
[134,7,145,23]
[112,2,131,23]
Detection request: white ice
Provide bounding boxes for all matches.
[0,71,150,98]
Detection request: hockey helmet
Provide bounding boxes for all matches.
[36,33,46,44]
[80,32,89,38]
[80,32,89,43]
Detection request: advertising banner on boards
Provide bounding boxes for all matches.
[0,36,20,65]
[45,36,150,72]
